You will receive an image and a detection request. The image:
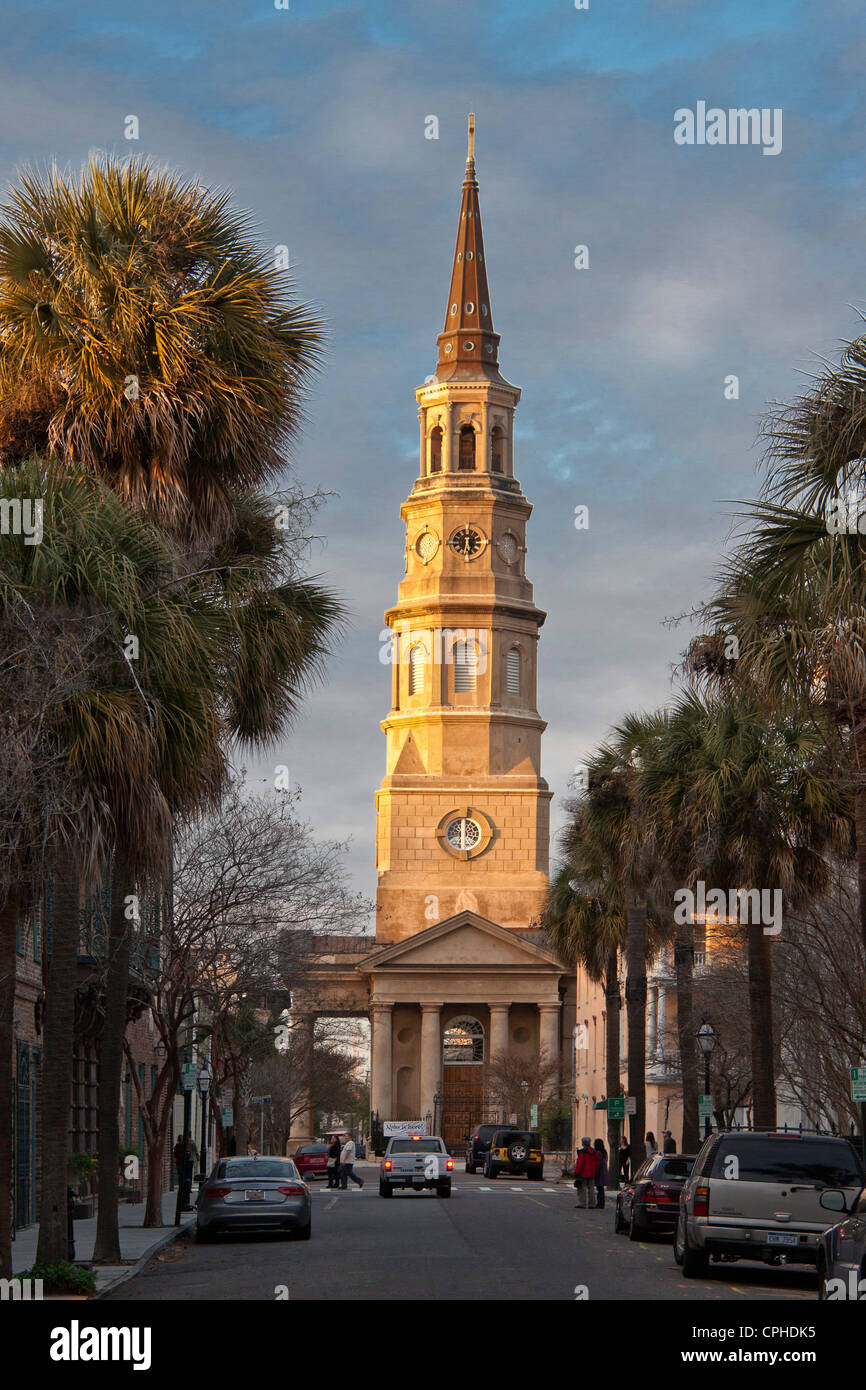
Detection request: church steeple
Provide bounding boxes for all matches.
[436,114,502,381]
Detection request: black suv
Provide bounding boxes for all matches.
[485,1129,544,1181]
[464,1124,502,1174]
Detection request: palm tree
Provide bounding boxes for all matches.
[0,157,324,541]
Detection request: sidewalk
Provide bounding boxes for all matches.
[11,1190,195,1296]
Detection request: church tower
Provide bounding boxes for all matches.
[374,116,551,944]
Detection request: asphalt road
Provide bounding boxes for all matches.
[104,1168,821,1302]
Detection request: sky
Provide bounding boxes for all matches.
[2,0,865,922]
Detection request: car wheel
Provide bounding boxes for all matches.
[437,1183,451,1198]
[614,1199,626,1234]
[194,1224,212,1244]
[508,1142,529,1163]
[528,1167,543,1181]
[292,1218,312,1241]
[673,1211,685,1264]
[679,1216,710,1278]
[628,1207,647,1242]
[379,1181,392,1198]
[816,1253,829,1300]
[465,1162,476,1175]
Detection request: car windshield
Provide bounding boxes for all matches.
[495,1132,539,1146]
[218,1160,298,1179]
[710,1138,863,1186]
[389,1140,442,1154]
[657,1157,694,1179]
[297,1146,327,1155]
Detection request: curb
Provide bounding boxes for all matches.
[92,1218,196,1300]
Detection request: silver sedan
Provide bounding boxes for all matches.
[195,1156,312,1242]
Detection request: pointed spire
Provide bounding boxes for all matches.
[436,113,501,380]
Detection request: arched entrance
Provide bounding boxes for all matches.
[440,1016,493,1154]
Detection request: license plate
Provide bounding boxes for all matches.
[767,1232,798,1246]
[245,1189,264,1201]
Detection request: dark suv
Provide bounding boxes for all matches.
[485,1129,544,1181]
[464,1124,502,1174]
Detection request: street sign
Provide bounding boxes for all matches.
[508,1112,518,1125]
[181,1064,196,1092]
[698,1094,713,1119]
[250,1095,272,1106]
[221,1107,233,1127]
[607,1097,625,1120]
[850,1068,866,1102]
[529,1104,538,1128]
[625,1096,636,1116]
[383,1119,427,1137]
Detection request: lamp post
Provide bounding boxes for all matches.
[520,1079,529,1130]
[197,1061,212,1182]
[696,1021,719,1140]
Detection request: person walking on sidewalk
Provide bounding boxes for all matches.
[593,1138,609,1209]
[327,1136,342,1188]
[573,1137,598,1209]
[339,1133,364,1189]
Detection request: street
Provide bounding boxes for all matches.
[104,1170,819,1302]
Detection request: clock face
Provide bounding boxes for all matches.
[497,532,519,566]
[449,524,485,560]
[416,529,439,564]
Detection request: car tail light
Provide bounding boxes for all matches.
[384,1160,392,1170]
[646,1184,674,1202]
[473,1134,479,1141]
[204,1186,231,1199]
[446,1159,453,1170]
[277,1184,306,1196]
[693,1183,710,1217]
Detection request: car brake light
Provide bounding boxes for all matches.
[446,1159,453,1170]
[693,1183,710,1217]
[384,1160,392,1170]
[646,1184,674,1202]
[277,1184,306,1196]
[473,1134,479,1140]
[204,1186,231,1198]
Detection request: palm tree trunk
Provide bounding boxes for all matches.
[92,848,132,1263]
[604,945,622,1177]
[36,847,79,1266]
[233,1059,248,1157]
[625,889,647,1169]
[747,918,776,1126]
[674,920,699,1151]
[0,890,20,1279]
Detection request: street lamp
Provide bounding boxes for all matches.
[519,1078,530,1130]
[197,1061,212,1181]
[696,1021,719,1140]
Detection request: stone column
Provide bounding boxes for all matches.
[288,1015,316,1142]
[647,984,658,1061]
[443,402,455,472]
[419,1005,441,1122]
[489,1004,509,1062]
[539,1003,561,1098]
[370,1003,393,1122]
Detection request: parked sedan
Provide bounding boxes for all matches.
[615,1153,695,1241]
[293,1144,329,1181]
[816,1184,866,1299]
[195,1156,311,1241]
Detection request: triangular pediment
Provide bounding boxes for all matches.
[393,733,425,775]
[358,910,565,973]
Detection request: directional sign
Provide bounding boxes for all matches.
[625,1096,636,1116]
[851,1068,866,1102]
[181,1064,196,1092]
[607,1097,625,1120]
[529,1104,538,1129]
[221,1107,233,1127]
[698,1094,714,1119]
[250,1095,272,1106]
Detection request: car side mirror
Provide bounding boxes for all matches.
[819,1188,848,1213]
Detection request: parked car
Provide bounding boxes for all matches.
[614,1153,695,1240]
[484,1129,544,1180]
[464,1123,503,1174]
[293,1143,329,1181]
[675,1131,865,1277]
[195,1156,311,1241]
[379,1135,453,1197]
[816,1184,866,1299]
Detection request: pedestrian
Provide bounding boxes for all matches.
[172,1134,185,1188]
[339,1132,364,1189]
[593,1139,609,1209]
[573,1137,598,1209]
[617,1139,631,1183]
[645,1131,658,1159]
[327,1135,342,1188]
[663,1130,676,1154]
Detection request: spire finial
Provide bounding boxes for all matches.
[466,112,476,179]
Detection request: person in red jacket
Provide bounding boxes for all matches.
[573,1137,599,1209]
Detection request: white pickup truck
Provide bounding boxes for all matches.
[379,1136,454,1198]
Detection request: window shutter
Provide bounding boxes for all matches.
[454,641,477,692]
[506,647,520,694]
[409,644,425,695]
